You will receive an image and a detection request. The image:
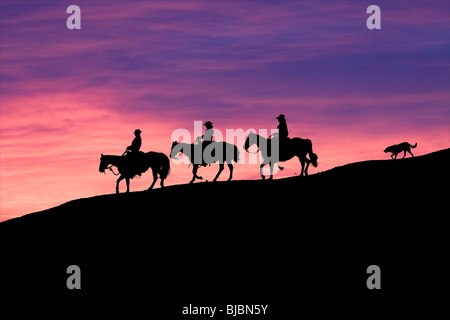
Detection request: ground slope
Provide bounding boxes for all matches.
[1,149,448,317]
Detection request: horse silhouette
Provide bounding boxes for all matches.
[99,152,170,193]
[244,131,318,179]
[170,141,239,184]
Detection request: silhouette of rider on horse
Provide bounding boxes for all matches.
[276,114,289,142]
[272,114,290,158]
[123,129,145,175]
[195,121,215,166]
[125,129,142,155]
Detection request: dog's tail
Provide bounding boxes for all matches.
[410,142,417,148]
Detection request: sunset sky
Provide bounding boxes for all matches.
[1,0,449,221]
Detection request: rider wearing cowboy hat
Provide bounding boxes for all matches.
[196,121,214,144]
[276,114,289,141]
[123,129,144,175]
[196,121,214,166]
[126,129,142,154]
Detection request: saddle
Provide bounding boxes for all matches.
[123,151,147,176]
[269,136,290,161]
[195,141,215,166]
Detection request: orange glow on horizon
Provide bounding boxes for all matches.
[1,91,447,221]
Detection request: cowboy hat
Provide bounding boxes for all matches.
[276,114,286,120]
[134,129,142,134]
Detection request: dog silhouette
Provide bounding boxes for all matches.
[384,142,417,159]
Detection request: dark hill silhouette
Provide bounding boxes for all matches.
[1,149,448,317]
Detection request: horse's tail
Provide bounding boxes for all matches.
[159,154,171,179]
[309,152,318,167]
[307,139,318,167]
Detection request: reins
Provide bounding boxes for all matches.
[245,148,260,154]
[245,133,276,154]
[106,165,120,176]
[172,153,187,161]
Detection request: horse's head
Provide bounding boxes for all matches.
[170,141,181,159]
[243,131,257,152]
[99,154,108,173]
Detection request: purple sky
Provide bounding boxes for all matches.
[1,0,449,220]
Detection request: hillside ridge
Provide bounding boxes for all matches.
[1,148,449,227]
[1,148,448,312]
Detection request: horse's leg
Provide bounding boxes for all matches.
[195,166,203,180]
[190,166,196,184]
[125,177,130,193]
[116,175,125,193]
[268,162,273,180]
[148,168,158,190]
[227,163,233,181]
[260,163,265,180]
[160,177,165,188]
[260,159,269,180]
[304,160,310,176]
[213,164,224,182]
[190,165,202,184]
[299,158,305,176]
